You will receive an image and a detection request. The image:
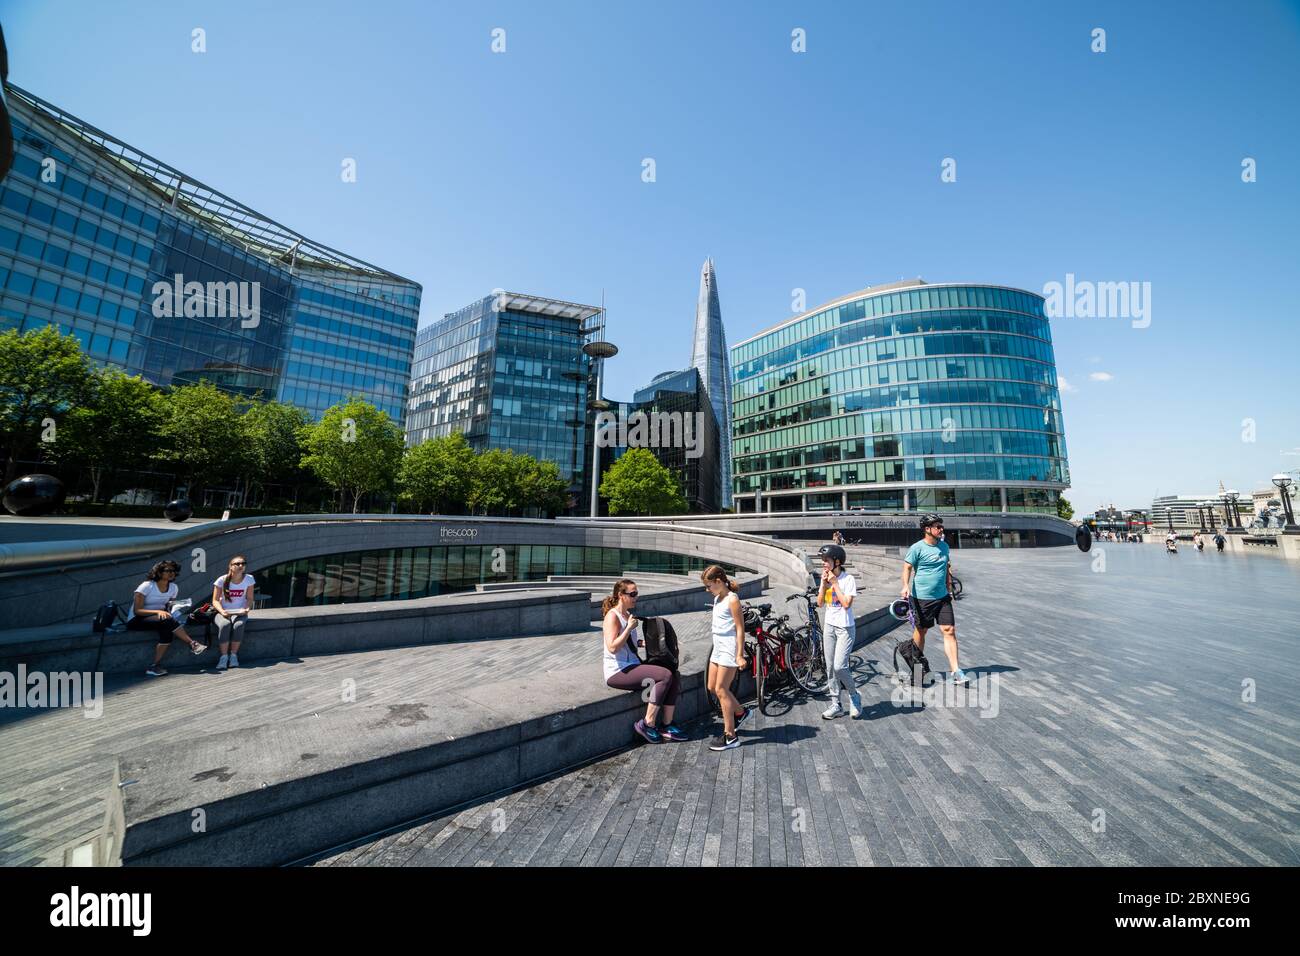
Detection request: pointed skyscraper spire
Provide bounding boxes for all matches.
[690,257,733,508]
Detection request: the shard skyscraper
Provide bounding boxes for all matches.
[690,258,733,509]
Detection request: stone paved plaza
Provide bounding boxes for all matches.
[316,545,1300,866]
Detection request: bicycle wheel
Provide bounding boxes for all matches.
[951,576,963,599]
[756,644,769,715]
[785,625,824,695]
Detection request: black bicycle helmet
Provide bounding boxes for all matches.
[817,543,846,565]
[919,513,944,531]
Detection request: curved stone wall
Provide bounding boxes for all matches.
[0,516,815,629]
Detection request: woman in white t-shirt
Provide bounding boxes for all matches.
[212,554,255,671]
[602,579,684,744]
[125,560,207,677]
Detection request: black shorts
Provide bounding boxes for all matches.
[912,595,954,630]
[127,614,182,643]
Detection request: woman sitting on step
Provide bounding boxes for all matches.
[602,578,685,745]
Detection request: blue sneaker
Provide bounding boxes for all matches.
[950,669,971,686]
[659,724,687,742]
[634,719,664,743]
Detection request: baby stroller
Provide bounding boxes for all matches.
[1166,537,1178,554]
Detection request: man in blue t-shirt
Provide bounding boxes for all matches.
[901,514,970,685]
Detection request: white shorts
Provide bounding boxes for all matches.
[710,634,739,668]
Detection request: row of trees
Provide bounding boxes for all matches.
[0,325,580,515]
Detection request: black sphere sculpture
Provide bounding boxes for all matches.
[2,473,66,517]
[1075,525,1092,553]
[163,498,193,523]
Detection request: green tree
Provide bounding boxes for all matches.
[157,381,247,503]
[398,431,476,513]
[1057,495,1075,521]
[466,448,527,515]
[0,325,93,481]
[518,457,570,517]
[239,399,311,507]
[599,448,688,516]
[301,398,404,513]
[52,369,162,502]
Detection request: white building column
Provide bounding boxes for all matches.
[1000,487,1008,512]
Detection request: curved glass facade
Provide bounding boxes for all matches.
[729,282,1068,514]
[254,543,754,608]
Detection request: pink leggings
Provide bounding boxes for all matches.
[607,664,681,707]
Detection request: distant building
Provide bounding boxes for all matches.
[731,279,1069,515]
[631,367,722,513]
[1150,494,1235,529]
[0,84,421,427]
[690,258,732,508]
[405,292,600,500]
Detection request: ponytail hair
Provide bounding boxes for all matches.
[700,564,738,593]
[601,578,638,616]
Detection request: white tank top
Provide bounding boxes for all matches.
[712,594,737,641]
[603,608,642,680]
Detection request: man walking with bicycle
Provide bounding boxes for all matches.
[818,544,862,719]
[901,515,971,686]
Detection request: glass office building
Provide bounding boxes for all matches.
[630,367,722,513]
[0,85,420,426]
[730,279,1069,514]
[406,292,600,496]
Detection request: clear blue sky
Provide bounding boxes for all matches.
[4,0,1298,512]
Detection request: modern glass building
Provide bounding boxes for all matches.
[405,292,601,496]
[730,279,1069,514]
[0,85,420,426]
[630,367,722,513]
[689,258,733,506]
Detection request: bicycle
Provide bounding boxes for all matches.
[783,586,827,695]
[706,601,820,716]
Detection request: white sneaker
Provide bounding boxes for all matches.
[190,641,207,656]
[216,654,229,671]
[849,694,863,718]
[228,653,240,669]
[822,703,845,720]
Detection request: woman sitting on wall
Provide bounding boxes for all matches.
[602,578,685,744]
[127,560,207,677]
[212,554,255,671]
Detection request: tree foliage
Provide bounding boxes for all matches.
[599,447,688,516]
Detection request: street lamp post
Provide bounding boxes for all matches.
[1206,501,1217,532]
[1273,474,1297,529]
[1226,490,1241,529]
[582,338,619,518]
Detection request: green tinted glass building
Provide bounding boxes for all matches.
[730,279,1069,514]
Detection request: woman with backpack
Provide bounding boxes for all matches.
[127,560,207,677]
[702,565,749,751]
[212,554,255,671]
[602,578,685,744]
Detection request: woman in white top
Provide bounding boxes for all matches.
[702,565,748,751]
[212,554,255,671]
[125,560,207,677]
[602,579,684,744]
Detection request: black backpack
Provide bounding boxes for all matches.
[92,601,126,634]
[893,636,931,685]
[639,616,680,671]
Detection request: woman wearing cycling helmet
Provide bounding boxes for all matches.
[901,514,970,685]
[817,543,862,719]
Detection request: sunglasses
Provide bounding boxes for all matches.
[624,590,639,598]
[231,561,246,566]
